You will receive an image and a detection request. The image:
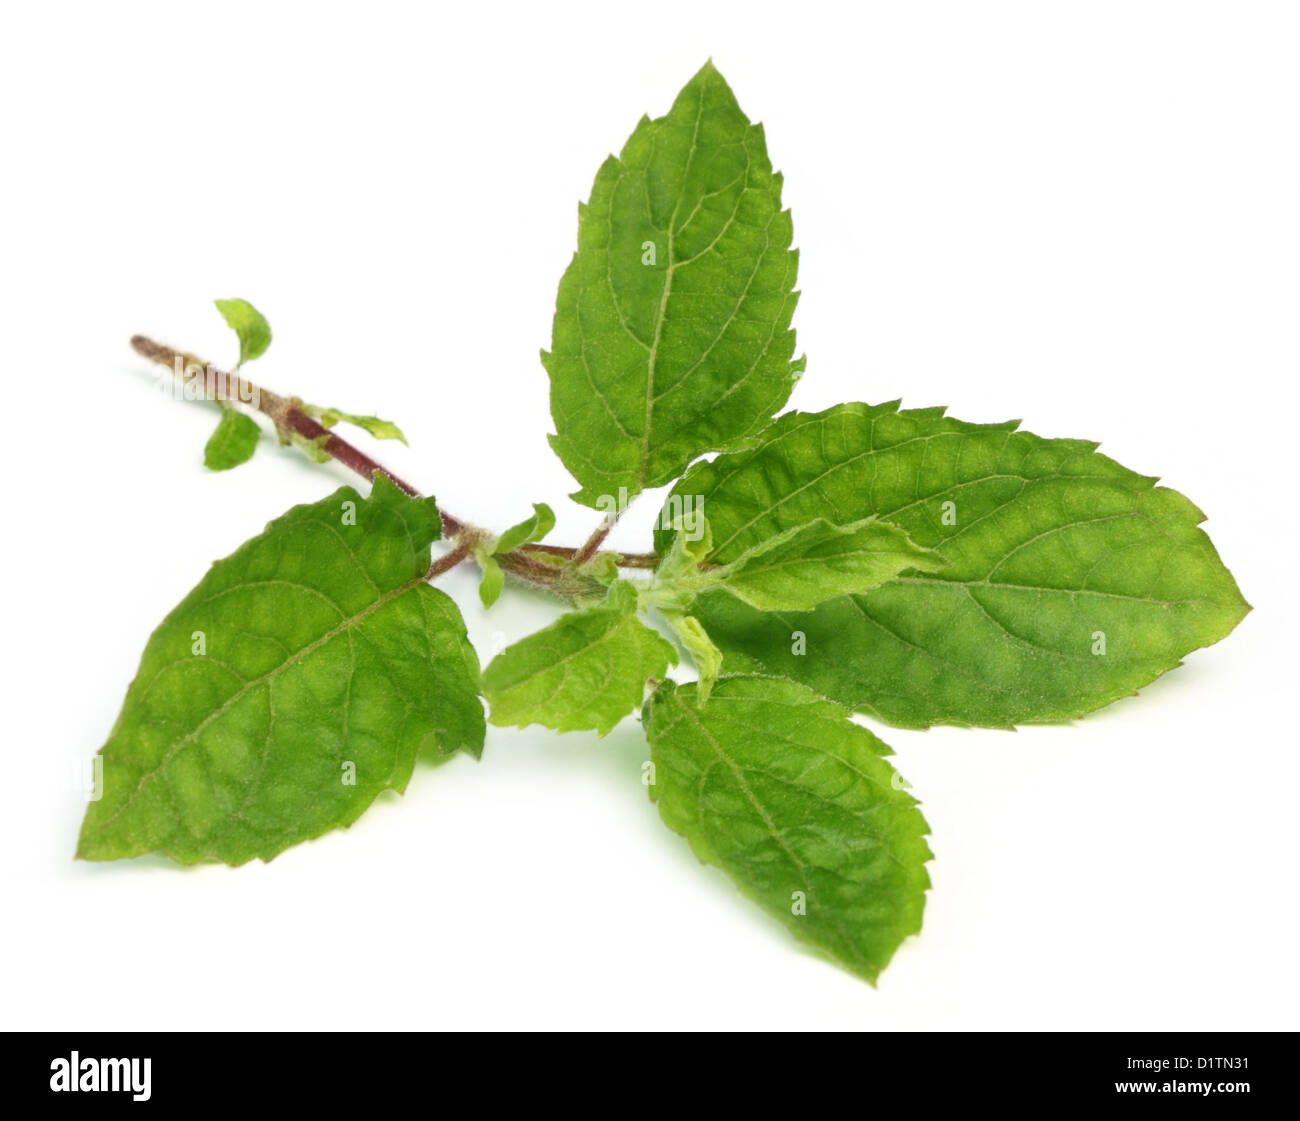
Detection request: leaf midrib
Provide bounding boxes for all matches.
[84,570,428,840]
[636,83,704,491]
[662,689,874,975]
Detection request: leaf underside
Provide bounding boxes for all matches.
[493,502,556,555]
[77,475,484,866]
[316,408,407,444]
[716,515,944,612]
[644,675,932,984]
[661,402,1249,728]
[214,297,272,366]
[545,60,803,506]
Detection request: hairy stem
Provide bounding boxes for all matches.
[426,540,472,580]
[130,335,660,588]
[131,335,437,513]
[571,503,622,566]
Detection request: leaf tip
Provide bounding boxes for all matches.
[695,58,722,82]
[214,297,272,366]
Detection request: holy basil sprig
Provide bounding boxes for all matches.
[86,62,1247,986]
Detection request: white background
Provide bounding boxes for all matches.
[2,1,1297,1031]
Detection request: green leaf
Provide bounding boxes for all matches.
[646,513,715,611]
[316,408,408,444]
[544,61,804,507]
[644,675,931,984]
[717,516,944,611]
[214,298,272,367]
[77,474,485,865]
[580,550,621,586]
[662,612,722,703]
[294,432,333,463]
[657,514,943,612]
[483,581,676,736]
[478,554,505,608]
[663,402,1249,728]
[202,409,261,471]
[493,502,556,555]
